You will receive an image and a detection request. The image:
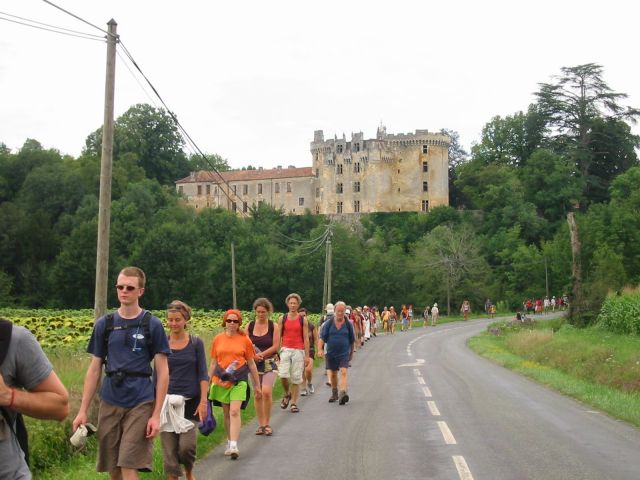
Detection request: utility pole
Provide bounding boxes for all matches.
[544,256,549,299]
[326,230,332,305]
[94,19,118,319]
[321,240,329,314]
[231,242,237,309]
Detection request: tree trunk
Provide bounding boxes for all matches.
[566,212,582,323]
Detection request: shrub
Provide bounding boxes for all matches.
[597,290,640,334]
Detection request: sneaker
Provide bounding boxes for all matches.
[308,384,315,394]
[224,447,232,456]
[300,388,309,396]
[338,390,349,405]
[228,446,239,460]
[329,389,338,403]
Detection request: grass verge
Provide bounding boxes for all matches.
[468,319,640,428]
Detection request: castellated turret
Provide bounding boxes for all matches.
[310,127,450,215]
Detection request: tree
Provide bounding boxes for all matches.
[84,103,190,185]
[187,152,231,173]
[412,225,489,315]
[535,63,640,205]
[440,129,468,207]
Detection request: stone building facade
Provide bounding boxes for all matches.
[175,127,450,215]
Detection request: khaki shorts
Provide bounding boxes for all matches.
[278,348,304,384]
[96,400,154,473]
[160,423,197,477]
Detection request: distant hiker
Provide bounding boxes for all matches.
[431,303,439,326]
[277,293,310,414]
[317,301,356,405]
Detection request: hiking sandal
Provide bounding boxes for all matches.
[255,426,265,435]
[290,403,300,413]
[280,392,291,409]
[264,425,273,436]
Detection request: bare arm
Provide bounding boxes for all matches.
[247,358,262,398]
[0,370,69,421]
[147,353,168,438]
[72,356,103,430]
[303,319,310,358]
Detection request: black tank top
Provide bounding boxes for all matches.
[248,320,274,354]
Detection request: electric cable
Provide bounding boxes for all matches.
[0,10,104,38]
[0,14,104,42]
[41,0,115,38]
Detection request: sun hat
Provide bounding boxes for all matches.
[326,303,335,314]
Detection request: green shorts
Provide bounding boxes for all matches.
[209,381,248,404]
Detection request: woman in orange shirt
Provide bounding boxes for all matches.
[208,309,262,460]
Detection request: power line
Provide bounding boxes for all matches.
[0,14,105,42]
[117,41,250,216]
[41,0,115,38]
[0,10,104,38]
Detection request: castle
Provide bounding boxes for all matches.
[175,126,450,215]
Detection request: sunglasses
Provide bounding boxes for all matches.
[225,319,240,324]
[116,285,137,292]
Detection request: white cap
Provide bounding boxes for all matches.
[325,303,334,314]
[433,303,438,307]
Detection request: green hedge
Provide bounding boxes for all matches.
[596,291,640,334]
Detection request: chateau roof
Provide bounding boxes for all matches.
[176,166,313,184]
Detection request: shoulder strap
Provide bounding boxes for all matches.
[0,318,13,366]
[268,320,274,337]
[102,313,115,365]
[141,311,153,357]
[248,321,255,337]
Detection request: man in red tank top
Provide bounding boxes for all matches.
[276,293,310,413]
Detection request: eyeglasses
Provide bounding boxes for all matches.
[116,285,136,292]
[225,319,240,324]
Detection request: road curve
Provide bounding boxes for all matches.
[193,318,640,480]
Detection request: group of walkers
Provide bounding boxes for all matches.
[523,295,568,315]
[67,267,378,479]
[3,263,448,479]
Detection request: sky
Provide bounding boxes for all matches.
[1,0,639,170]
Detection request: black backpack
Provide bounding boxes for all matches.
[102,311,154,382]
[0,318,30,466]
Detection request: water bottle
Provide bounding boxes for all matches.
[253,344,262,354]
[225,360,239,374]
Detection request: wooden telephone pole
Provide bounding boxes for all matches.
[94,19,118,319]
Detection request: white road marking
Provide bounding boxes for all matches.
[422,386,432,397]
[413,368,421,376]
[427,400,440,416]
[417,376,425,385]
[453,455,474,480]
[437,421,457,444]
[398,359,425,367]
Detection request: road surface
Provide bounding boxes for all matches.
[193,318,640,479]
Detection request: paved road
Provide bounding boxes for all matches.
[193,318,640,479]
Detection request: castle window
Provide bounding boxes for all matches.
[337,201,343,214]
[258,183,263,194]
[315,187,320,198]
[336,183,343,194]
[232,202,237,212]
[354,200,360,213]
[422,145,429,154]
[423,162,429,173]
[214,186,218,195]
[337,144,343,153]
[206,184,211,195]
[287,182,292,193]
[355,143,360,152]
[354,162,361,173]
[423,181,428,192]
[232,185,237,195]
[315,168,319,177]
[243,184,248,195]
[299,197,305,206]
[178,186,183,195]
[315,206,320,214]
[422,200,429,212]
[337,164,343,175]
[197,185,202,196]
[354,181,361,193]
[258,200,264,208]
[275,183,280,194]
[243,201,248,213]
